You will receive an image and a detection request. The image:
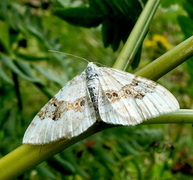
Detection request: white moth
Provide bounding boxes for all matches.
[23,62,179,144]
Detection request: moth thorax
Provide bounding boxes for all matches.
[85,64,99,80]
[86,72,98,80]
[87,78,100,115]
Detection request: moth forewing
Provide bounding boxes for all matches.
[23,62,179,144]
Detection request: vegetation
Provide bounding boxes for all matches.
[1,0,193,179]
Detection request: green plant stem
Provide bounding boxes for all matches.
[135,36,193,80]
[113,0,160,70]
[143,109,193,124]
[0,109,193,180]
[0,123,104,180]
[1,36,193,180]
[1,3,193,179]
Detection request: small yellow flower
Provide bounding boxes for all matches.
[145,39,156,47]
[153,35,173,50]
[145,34,173,50]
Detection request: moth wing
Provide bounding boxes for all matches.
[98,67,179,125]
[23,72,97,144]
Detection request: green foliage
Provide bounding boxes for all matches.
[54,0,147,52]
[178,0,193,98]
[54,7,103,27]
[1,0,193,179]
[0,0,71,153]
[19,127,165,179]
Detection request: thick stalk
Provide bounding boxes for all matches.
[136,36,193,80]
[0,109,193,180]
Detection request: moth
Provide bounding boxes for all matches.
[23,62,179,144]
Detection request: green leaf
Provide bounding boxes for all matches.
[54,0,144,52]
[1,55,42,83]
[33,65,64,86]
[112,0,129,17]
[0,107,11,129]
[36,164,56,179]
[178,16,193,37]
[182,0,193,19]
[54,7,102,28]
[16,53,48,62]
[47,155,76,175]
[102,19,114,48]
[111,22,121,51]
[135,129,163,146]
[0,65,13,84]
[0,20,9,53]
[161,0,183,8]
[90,0,111,14]
[118,139,140,155]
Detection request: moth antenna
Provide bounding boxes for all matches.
[94,62,106,67]
[48,50,90,63]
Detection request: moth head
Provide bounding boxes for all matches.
[86,62,98,80]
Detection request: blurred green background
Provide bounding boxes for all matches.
[1,0,193,179]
